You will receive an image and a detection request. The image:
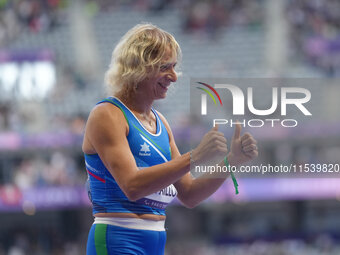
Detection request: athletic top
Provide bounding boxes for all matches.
[84,97,177,216]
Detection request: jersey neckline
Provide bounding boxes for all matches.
[110,97,162,137]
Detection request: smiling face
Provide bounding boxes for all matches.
[138,49,178,100]
[108,24,182,103]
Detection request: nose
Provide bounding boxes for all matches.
[166,68,177,82]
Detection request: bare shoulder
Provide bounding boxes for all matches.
[82,102,128,153]
[86,102,128,133]
[90,102,125,120]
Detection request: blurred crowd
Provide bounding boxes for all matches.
[83,0,264,39]
[0,100,86,134]
[2,233,83,255]
[287,0,340,76]
[0,1,339,254]
[167,237,340,255]
[0,61,87,134]
[0,0,68,47]
[2,234,340,255]
[11,151,85,189]
[182,0,263,39]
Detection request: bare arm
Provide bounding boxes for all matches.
[174,147,228,209]
[83,103,191,201]
[158,114,258,208]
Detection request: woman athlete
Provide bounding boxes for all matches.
[83,23,258,255]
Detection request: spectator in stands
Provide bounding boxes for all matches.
[287,0,340,76]
[0,0,66,46]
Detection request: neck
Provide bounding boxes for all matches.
[116,90,153,115]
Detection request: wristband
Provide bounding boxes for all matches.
[224,156,239,195]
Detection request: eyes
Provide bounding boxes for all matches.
[160,63,177,72]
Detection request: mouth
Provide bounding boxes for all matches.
[158,83,169,89]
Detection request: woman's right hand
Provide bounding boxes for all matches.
[191,125,228,166]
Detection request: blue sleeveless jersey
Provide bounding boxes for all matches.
[84,97,177,216]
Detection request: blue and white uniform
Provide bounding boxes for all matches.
[86,97,177,255]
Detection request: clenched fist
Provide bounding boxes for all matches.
[192,125,228,166]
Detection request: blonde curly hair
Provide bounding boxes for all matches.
[105,23,181,97]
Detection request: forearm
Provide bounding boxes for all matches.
[180,152,242,207]
[182,160,229,207]
[126,152,191,200]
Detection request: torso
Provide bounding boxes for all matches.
[82,104,157,153]
[83,98,171,221]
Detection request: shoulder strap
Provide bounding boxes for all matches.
[96,97,129,124]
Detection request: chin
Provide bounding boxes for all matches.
[155,93,167,100]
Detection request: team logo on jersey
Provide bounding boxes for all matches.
[139,142,151,156]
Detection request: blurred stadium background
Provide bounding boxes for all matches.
[0,0,340,254]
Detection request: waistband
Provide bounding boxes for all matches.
[93,217,165,232]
